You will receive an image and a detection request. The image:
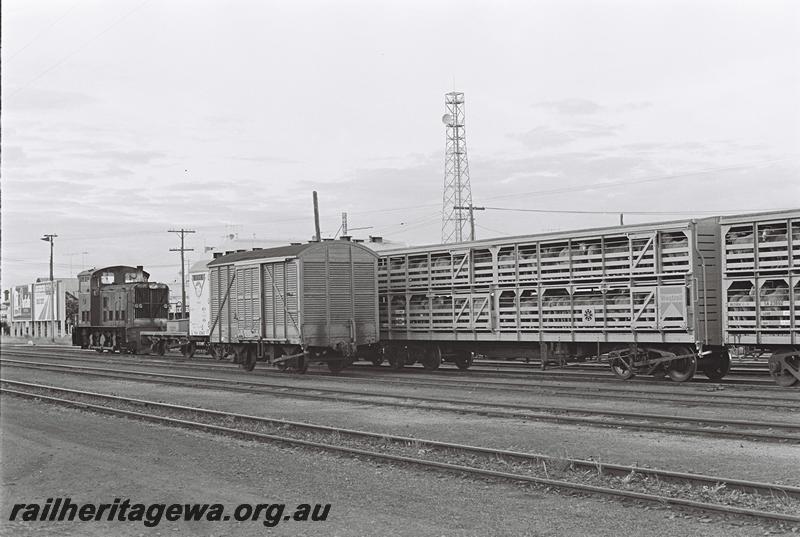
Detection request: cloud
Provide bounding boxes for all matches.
[509,124,620,148]
[71,149,167,165]
[533,98,603,115]
[228,155,299,164]
[5,88,98,111]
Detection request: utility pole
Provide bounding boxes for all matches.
[619,213,624,225]
[454,204,485,241]
[41,234,57,341]
[168,229,195,319]
[313,191,321,241]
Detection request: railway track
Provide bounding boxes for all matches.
[2,351,798,411]
[3,358,799,443]
[473,358,771,376]
[1,345,782,389]
[2,380,798,528]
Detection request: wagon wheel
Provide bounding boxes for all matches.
[666,346,697,383]
[385,346,405,370]
[127,340,139,355]
[361,346,383,366]
[295,354,309,374]
[207,344,218,360]
[239,346,257,372]
[702,349,731,381]
[769,351,800,387]
[609,357,635,380]
[155,339,166,356]
[454,351,472,370]
[326,355,347,373]
[182,341,197,359]
[422,345,442,371]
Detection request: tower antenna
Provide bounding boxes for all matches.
[441,91,473,243]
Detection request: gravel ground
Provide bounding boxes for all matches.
[2,396,792,537]
[3,367,798,489]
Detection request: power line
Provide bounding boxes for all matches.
[479,206,789,216]
[6,1,82,62]
[9,0,152,98]
[480,157,798,202]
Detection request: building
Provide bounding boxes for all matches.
[9,277,79,339]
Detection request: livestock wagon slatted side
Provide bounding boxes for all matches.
[378,217,719,346]
[721,211,800,346]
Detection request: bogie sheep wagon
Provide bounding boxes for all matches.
[208,240,379,373]
[378,217,727,381]
[721,209,800,386]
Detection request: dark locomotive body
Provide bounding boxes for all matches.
[72,265,169,353]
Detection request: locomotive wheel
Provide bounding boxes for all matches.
[769,353,799,387]
[371,356,384,367]
[422,346,442,371]
[702,350,731,381]
[666,346,697,383]
[454,352,472,370]
[155,340,166,356]
[239,347,257,372]
[609,358,635,380]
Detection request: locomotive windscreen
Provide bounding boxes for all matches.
[134,286,169,319]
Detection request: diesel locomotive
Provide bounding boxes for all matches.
[72,265,169,353]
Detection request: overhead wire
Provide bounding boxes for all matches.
[8,0,152,98]
[6,1,82,62]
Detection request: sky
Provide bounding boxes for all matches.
[2,0,799,288]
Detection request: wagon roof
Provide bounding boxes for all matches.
[207,243,315,266]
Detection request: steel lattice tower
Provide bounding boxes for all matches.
[441,91,473,243]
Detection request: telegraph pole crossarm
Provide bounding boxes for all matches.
[454,204,485,241]
[168,229,196,319]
